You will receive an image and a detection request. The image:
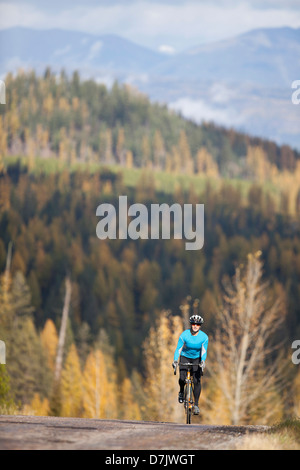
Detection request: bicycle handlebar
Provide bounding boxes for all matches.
[173,362,197,375]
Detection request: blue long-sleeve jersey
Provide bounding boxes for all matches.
[174,329,208,362]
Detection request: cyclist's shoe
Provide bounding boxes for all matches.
[193,405,200,415]
[178,392,184,403]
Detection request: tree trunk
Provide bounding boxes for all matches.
[54,276,72,383]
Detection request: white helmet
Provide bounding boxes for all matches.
[189,314,204,325]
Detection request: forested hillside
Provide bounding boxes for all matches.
[1,68,300,176]
[0,70,300,424]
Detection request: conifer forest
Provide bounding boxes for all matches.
[0,70,300,424]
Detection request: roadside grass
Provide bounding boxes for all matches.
[238,419,300,450]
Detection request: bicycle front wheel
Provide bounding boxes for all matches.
[185,384,192,424]
[186,405,192,424]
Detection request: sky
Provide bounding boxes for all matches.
[0,0,300,53]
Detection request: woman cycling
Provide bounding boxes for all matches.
[172,314,208,415]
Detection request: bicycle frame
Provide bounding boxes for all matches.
[184,365,194,424]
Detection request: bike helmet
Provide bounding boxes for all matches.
[189,314,204,325]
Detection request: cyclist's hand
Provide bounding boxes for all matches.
[200,360,205,369]
[172,360,178,370]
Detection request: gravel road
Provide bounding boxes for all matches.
[0,415,268,451]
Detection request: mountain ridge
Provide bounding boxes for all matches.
[0,25,299,149]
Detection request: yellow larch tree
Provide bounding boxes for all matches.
[35,124,44,156]
[60,343,83,417]
[116,127,125,164]
[0,161,10,209]
[82,348,117,419]
[58,127,68,166]
[40,319,58,371]
[164,152,172,173]
[72,96,79,111]
[43,93,54,116]
[196,147,219,177]
[0,116,8,168]
[23,393,50,416]
[125,150,133,169]
[143,310,184,423]
[58,96,70,112]
[0,242,13,329]
[209,252,286,425]
[246,145,271,182]
[105,128,113,163]
[24,127,36,171]
[153,129,165,169]
[171,146,181,174]
[8,103,20,140]
[293,369,300,417]
[201,380,232,425]
[273,161,300,216]
[141,134,151,167]
[119,377,141,421]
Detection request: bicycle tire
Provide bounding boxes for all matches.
[187,407,192,424]
[183,386,187,410]
[185,383,192,424]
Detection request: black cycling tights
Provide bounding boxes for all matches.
[179,369,201,406]
[178,356,202,406]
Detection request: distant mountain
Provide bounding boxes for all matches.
[0,26,299,149]
[0,27,163,75]
[153,27,300,87]
[138,27,300,149]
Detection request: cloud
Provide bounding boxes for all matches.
[209,83,237,105]
[169,96,245,128]
[0,2,47,29]
[158,44,176,55]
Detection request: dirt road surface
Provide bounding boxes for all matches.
[0,415,268,450]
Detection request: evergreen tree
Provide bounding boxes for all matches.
[7,316,52,405]
[3,270,52,405]
[0,365,15,411]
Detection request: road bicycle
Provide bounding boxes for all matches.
[173,361,195,424]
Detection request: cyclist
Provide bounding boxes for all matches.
[172,314,208,415]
